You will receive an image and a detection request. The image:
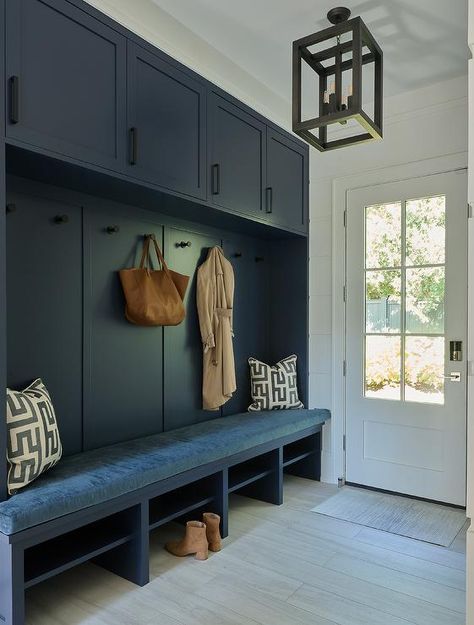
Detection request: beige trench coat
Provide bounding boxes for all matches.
[196,246,236,410]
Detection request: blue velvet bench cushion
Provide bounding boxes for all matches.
[0,408,329,535]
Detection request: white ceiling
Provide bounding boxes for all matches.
[151,0,468,102]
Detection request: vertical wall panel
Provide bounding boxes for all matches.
[6,191,83,455]
[163,227,220,429]
[221,236,270,414]
[268,237,309,407]
[0,0,7,500]
[83,210,164,449]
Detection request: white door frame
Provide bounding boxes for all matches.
[330,152,468,486]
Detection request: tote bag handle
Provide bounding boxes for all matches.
[139,235,172,277]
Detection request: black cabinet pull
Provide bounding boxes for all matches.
[212,163,220,195]
[129,127,138,165]
[9,76,19,124]
[265,187,273,214]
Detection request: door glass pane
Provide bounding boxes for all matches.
[366,270,401,332]
[406,196,445,266]
[365,336,401,400]
[365,203,401,269]
[363,193,447,404]
[405,337,444,404]
[406,267,445,334]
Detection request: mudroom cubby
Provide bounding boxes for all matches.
[0,1,332,623]
[23,507,138,589]
[283,434,319,468]
[148,475,218,530]
[228,452,278,494]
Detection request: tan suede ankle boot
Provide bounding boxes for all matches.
[165,521,209,560]
[203,512,222,552]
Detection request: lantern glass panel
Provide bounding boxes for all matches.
[301,60,319,121]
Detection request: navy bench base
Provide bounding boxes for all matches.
[0,415,328,625]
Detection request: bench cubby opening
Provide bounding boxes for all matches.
[148,475,217,530]
[23,507,137,589]
[228,452,276,494]
[283,435,318,468]
[283,432,321,481]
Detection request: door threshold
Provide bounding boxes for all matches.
[345,482,466,510]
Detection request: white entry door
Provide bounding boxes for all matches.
[345,171,468,506]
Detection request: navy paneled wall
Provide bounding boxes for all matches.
[0,0,7,502]
[6,191,83,455]
[1,0,310,473]
[5,177,309,454]
[83,211,164,449]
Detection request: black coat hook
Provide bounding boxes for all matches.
[176,241,192,248]
[54,214,69,224]
[6,203,16,214]
[234,252,242,258]
[106,225,120,234]
[255,256,264,262]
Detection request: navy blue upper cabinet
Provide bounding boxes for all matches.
[266,129,308,232]
[208,93,266,218]
[6,0,126,171]
[127,43,207,200]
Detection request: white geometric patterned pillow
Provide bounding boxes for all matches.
[6,379,62,495]
[248,354,304,411]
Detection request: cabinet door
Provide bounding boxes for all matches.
[221,237,269,415]
[266,129,308,232]
[6,191,83,456]
[6,0,126,171]
[127,43,206,200]
[163,228,221,430]
[83,211,163,449]
[208,93,265,218]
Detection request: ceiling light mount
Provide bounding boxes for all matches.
[292,6,383,151]
[327,7,351,25]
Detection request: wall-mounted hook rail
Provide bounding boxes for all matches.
[6,203,16,214]
[176,241,192,248]
[54,214,69,224]
[106,225,120,234]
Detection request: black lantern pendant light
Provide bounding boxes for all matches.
[292,7,383,151]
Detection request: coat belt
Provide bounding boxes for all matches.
[212,308,232,366]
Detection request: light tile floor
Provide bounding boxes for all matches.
[26,476,467,625]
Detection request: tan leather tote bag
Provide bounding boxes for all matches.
[119,235,189,326]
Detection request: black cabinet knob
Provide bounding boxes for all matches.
[54,214,69,224]
[106,225,120,234]
[176,241,192,248]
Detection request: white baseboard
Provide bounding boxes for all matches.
[321,450,336,484]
